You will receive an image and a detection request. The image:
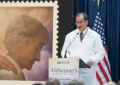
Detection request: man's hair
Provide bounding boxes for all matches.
[68,79,84,85]
[76,13,88,21]
[118,80,120,85]
[32,83,43,85]
[104,81,116,85]
[4,15,49,53]
[45,78,60,85]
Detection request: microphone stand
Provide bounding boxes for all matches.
[64,33,79,58]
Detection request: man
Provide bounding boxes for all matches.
[0,15,49,80]
[32,83,43,85]
[45,78,61,85]
[61,13,105,85]
[68,79,84,85]
[118,80,120,85]
[104,82,116,85]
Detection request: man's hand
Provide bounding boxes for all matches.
[87,59,94,67]
[0,55,17,75]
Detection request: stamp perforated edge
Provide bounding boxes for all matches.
[0,1,59,84]
[0,1,59,58]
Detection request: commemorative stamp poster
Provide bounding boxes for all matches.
[0,1,58,83]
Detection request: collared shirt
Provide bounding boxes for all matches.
[77,27,88,40]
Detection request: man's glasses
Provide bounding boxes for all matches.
[75,22,82,25]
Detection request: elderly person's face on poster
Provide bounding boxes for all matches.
[4,15,49,70]
[0,7,53,80]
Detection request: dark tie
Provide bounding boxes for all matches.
[80,32,83,41]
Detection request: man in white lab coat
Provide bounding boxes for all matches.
[61,13,105,85]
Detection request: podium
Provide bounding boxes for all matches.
[49,58,90,85]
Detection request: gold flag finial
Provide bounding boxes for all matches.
[98,0,100,6]
[94,0,104,6]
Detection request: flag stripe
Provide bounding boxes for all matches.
[103,57,112,78]
[98,62,110,82]
[104,46,108,55]
[104,46,112,78]
[96,71,103,85]
[97,65,107,83]
[101,57,111,81]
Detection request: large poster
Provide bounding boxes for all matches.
[0,2,58,81]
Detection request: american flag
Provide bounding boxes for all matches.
[92,12,112,85]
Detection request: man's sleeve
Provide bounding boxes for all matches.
[90,34,105,64]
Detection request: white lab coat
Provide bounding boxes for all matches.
[61,27,105,85]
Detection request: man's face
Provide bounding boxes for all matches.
[76,15,88,31]
[14,35,46,70]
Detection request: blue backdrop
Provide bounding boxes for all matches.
[72,0,120,83]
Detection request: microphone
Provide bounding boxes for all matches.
[64,32,79,58]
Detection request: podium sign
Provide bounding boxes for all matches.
[49,58,79,85]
